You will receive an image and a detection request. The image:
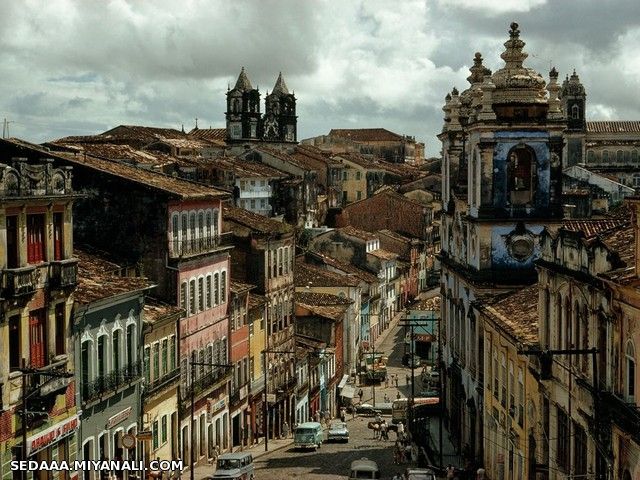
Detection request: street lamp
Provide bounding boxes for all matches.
[188,354,232,480]
[16,359,74,480]
[261,349,296,452]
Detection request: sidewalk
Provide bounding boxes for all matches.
[189,435,295,479]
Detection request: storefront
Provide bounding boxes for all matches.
[27,415,80,480]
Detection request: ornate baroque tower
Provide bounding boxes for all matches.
[226,67,262,142]
[560,70,587,166]
[264,72,297,143]
[438,22,565,461]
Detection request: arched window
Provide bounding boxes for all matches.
[214,273,220,306]
[508,147,536,205]
[571,104,579,119]
[627,341,636,401]
[617,150,624,163]
[602,150,609,162]
[624,151,631,164]
[586,151,595,164]
[221,271,227,303]
[632,150,639,163]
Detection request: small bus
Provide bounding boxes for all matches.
[392,397,440,424]
[294,422,323,450]
[349,457,380,479]
[212,452,254,480]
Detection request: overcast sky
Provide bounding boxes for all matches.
[2,0,639,156]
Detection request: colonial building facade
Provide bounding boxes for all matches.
[439,23,565,460]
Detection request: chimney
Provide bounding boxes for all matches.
[628,196,640,278]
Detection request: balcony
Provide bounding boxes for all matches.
[601,391,640,441]
[230,384,249,406]
[144,367,180,397]
[171,236,220,258]
[1,265,37,298]
[49,258,78,289]
[82,361,142,403]
[182,368,231,402]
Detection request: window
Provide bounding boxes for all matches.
[501,353,507,407]
[556,408,570,472]
[198,212,205,244]
[180,282,187,312]
[571,104,579,119]
[162,416,168,444]
[6,215,18,268]
[9,315,21,370]
[617,150,624,163]
[214,274,220,305]
[517,368,524,427]
[587,150,595,164]
[206,275,212,309]
[189,279,196,315]
[127,324,135,368]
[152,343,160,381]
[543,289,550,347]
[181,213,188,245]
[508,147,534,196]
[27,214,46,263]
[603,150,609,162]
[153,420,159,450]
[284,247,289,274]
[260,199,266,209]
[53,212,64,260]
[342,171,347,181]
[627,341,636,401]
[250,199,256,209]
[169,336,176,371]
[508,361,515,416]
[55,303,66,355]
[144,346,151,383]
[573,422,587,476]
[278,249,283,276]
[29,309,47,368]
[113,329,121,373]
[493,352,499,398]
[198,277,204,312]
[221,271,227,303]
[632,150,638,163]
[161,339,168,376]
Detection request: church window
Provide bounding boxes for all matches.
[571,104,580,119]
[507,146,535,205]
[632,150,638,163]
[602,150,609,162]
[232,99,240,113]
[231,125,241,139]
[624,151,631,163]
[250,124,257,138]
[627,341,636,401]
[617,150,624,163]
[586,151,595,164]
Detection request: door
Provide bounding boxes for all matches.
[6,215,18,268]
[29,309,47,368]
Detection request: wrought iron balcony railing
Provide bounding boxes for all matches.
[144,367,180,397]
[82,361,142,403]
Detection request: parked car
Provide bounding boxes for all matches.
[404,467,437,480]
[421,370,440,387]
[327,420,349,442]
[355,403,381,417]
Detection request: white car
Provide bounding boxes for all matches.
[327,420,349,442]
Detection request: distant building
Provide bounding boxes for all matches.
[302,128,425,164]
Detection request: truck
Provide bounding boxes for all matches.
[361,354,387,383]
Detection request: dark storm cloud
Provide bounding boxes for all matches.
[1,0,639,156]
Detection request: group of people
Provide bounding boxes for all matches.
[373,413,390,441]
[384,373,412,389]
[312,409,332,426]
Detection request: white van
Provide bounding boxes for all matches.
[210,452,254,480]
[349,457,380,479]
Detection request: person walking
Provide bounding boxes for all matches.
[394,375,399,387]
[340,407,347,422]
[396,391,401,400]
[282,421,289,439]
[314,410,320,423]
[358,388,364,403]
[397,421,405,440]
[380,420,388,441]
[384,393,390,403]
[385,376,389,388]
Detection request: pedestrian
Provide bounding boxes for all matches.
[406,373,410,385]
[340,407,346,422]
[395,376,399,387]
[314,410,320,423]
[380,420,388,441]
[397,421,405,440]
[396,391,401,400]
[476,467,486,480]
[385,376,389,388]
[375,412,382,424]
[384,393,389,403]
[282,422,289,439]
[446,465,456,480]
[358,388,364,403]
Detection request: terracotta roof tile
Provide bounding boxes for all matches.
[230,280,255,293]
[143,298,182,324]
[483,285,539,344]
[75,249,153,304]
[306,252,379,285]
[188,128,228,141]
[329,128,404,142]
[562,217,628,238]
[586,121,640,134]
[340,225,378,242]
[214,157,287,179]
[3,138,229,200]
[223,204,293,235]
[295,291,352,320]
[413,296,441,312]
[368,249,398,261]
[295,260,361,288]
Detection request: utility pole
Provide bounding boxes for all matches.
[261,348,296,452]
[188,354,232,480]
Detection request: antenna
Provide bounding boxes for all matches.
[195,117,198,129]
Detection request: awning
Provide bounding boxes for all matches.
[337,374,349,390]
[341,385,356,399]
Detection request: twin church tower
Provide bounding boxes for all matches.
[225,67,297,143]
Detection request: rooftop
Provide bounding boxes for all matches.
[483,284,539,344]
[413,296,441,312]
[2,138,229,201]
[230,279,255,293]
[214,156,287,179]
[75,249,153,304]
[295,260,361,288]
[306,252,379,285]
[586,121,640,134]
[340,225,379,242]
[248,293,268,311]
[143,298,182,324]
[563,217,629,238]
[329,128,405,142]
[295,291,352,320]
[223,204,293,235]
[188,128,228,141]
[368,249,398,261]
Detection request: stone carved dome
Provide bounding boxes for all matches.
[491,22,547,105]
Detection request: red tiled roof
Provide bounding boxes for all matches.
[144,298,182,324]
[562,217,628,238]
[214,157,287,179]
[189,128,228,141]
[223,204,293,235]
[483,285,539,344]
[340,225,378,242]
[307,252,379,285]
[329,128,404,142]
[586,121,640,134]
[295,260,361,288]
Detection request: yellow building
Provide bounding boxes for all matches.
[247,292,267,444]
[141,300,182,464]
[478,285,540,480]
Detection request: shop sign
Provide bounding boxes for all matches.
[414,334,434,343]
[106,407,132,429]
[27,415,79,455]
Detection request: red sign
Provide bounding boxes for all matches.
[27,415,79,454]
[414,334,434,343]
